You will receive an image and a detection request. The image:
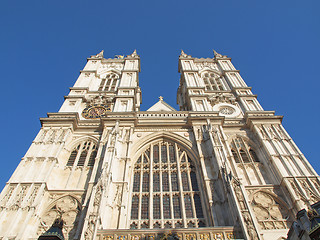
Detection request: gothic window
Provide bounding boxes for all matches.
[230,137,270,185]
[98,73,119,91]
[130,141,206,229]
[202,72,225,91]
[66,141,97,168]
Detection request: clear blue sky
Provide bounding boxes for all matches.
[0,0,319,190]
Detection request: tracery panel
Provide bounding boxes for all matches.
[230,137,271,185]
[130,141,206,229]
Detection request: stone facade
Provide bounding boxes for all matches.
[0,50,319,240]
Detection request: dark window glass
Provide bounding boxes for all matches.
[133,172,140,192]
[153,172,160,192]
[249,149,259,162]
[162,172,169,191]
[232,150,240,163]
[142,173,149,192]
[153,195,160,219]
[173,195,181,218]
[98,79,106,91]
[181,172,190,191]
[153,145,159,163]
[240,150,249,162]
[88,150,97,166]
[190,171,199,191]
[141,196,149,219]
[169,145,175,163]
[184,195,193,218]
[131,195,139,219]
[194,194,203,218]
[163,194,171,219]
[161,145,167,163]
[171,172,179,191]
[67,150,77,166]
[77,151,87,166]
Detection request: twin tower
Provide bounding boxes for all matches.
[0,50,319,240]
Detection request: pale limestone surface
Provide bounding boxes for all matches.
[0,50,319,240]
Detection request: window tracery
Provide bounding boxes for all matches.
[98,73,119,91]
[130,141,206,229]
[202,72,225,91]
[66,141,97,168]
[230,137,270,185]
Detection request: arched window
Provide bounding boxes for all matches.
[98,73,119,91]
[231,137,259,164]
[230,137,270,185]
[66,141,97,168]
[202,72,225,91]
[130,141,206,229]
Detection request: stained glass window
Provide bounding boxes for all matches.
[169,145,175,163]
[162,172,169,192]
[142,173,149,192]
[153,145,159,163]
[184,195,193,218]
[171,172,179,191]
[133,172,140,192]
[141,196,149,219]
[173,195,181,218]
[163,194,171,219]
[131,195,139,219]
[161,145,167,163]
[130,141,205,229]
[153,195,161,219]
[153,172,160,192]
[181,172,190,191]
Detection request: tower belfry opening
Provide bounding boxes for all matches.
[0,49,319,240]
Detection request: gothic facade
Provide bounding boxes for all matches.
[0,50,319,240]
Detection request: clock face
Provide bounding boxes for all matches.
[82,104,111,119]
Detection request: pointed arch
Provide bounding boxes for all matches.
[130,131,198,166]
[39,194,82,239]
[128,133,208,229]
[249,190,293,229]
[98,71,120,91]
[64,136,99,168]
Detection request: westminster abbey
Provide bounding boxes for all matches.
[0,50,319,240]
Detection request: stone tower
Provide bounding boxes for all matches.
[0,50,319,240]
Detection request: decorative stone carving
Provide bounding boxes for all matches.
[251,191,291,230]
[39,195,81,240]
[86,94,113,106]
[208,93,236,106]
[232,179,259,239]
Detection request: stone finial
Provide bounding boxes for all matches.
[181,49,187,57]
[213,49,227,58]
[95,50,104,58]
[180,49,192,58]
[159,96,163,101]
[127,49,139,58]
[132,49,138,56]
[213,49,222,58]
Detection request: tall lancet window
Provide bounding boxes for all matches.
[66,141,97,168]
[202,72,225,91]
[230,137,270,185]
[130,141,206,229]
[98,72,119,91]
